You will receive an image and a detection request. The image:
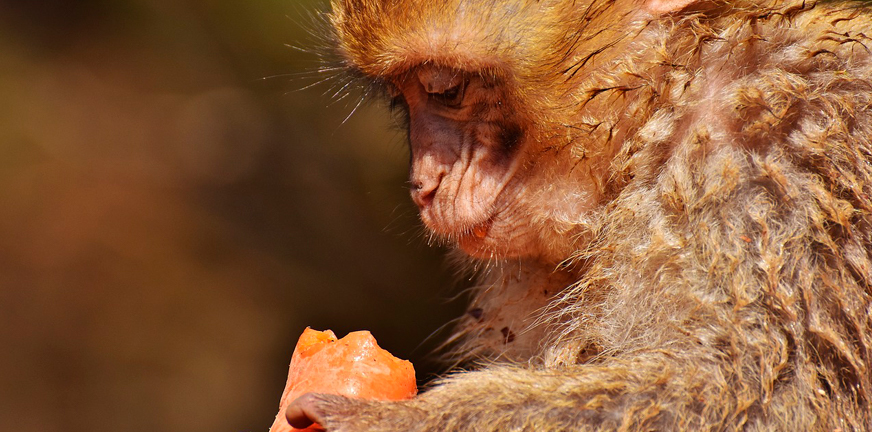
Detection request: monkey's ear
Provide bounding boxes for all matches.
[644,0,698,14]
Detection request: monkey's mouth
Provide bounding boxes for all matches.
[467,217,493,240]
[422,211,492,238]
[455,216,498,256]
[419,206,497,253]
[471,222,490,239]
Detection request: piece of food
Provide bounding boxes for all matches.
[269,328,417,432]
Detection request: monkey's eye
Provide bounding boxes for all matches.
[428,80,466,108]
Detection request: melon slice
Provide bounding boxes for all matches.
[269,328,417,432]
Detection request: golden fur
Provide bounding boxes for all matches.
[298,1,872,430]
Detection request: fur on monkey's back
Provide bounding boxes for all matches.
[330,0,872,430]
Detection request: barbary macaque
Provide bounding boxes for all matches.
[287,0,872,430]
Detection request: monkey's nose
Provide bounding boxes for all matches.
[410,175,442,208]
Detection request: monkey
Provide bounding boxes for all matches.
[285,0,872,430]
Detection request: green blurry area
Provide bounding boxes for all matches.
[0,1,463,431]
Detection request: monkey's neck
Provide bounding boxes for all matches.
[447,259,583,365]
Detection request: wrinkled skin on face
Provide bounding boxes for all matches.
[393,65,600,263]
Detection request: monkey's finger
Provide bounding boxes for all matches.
[285,393,329,429]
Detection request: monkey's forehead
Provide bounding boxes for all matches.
[329,0,628,78]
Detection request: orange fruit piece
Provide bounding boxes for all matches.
[269,328,418,432]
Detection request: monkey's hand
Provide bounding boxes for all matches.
[285,359,717,431]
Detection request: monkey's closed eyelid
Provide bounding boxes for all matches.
[427,80,466,107]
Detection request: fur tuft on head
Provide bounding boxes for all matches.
[330,0,637,80]
[331,0,532,76]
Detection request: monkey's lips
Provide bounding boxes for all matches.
[471,222,491,239]
[448,215,502,258]
[457,218,498,257]
[463,216,493,241]
[418,204,497,250]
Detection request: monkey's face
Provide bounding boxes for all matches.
[391,66,596,262]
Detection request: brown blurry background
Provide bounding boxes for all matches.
[0,1,464,431]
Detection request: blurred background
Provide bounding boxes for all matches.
[0,1,465,431]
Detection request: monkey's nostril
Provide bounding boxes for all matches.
[413,184,437,207]
[411,176,442,208]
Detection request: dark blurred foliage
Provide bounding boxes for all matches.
[0,1,465,431]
